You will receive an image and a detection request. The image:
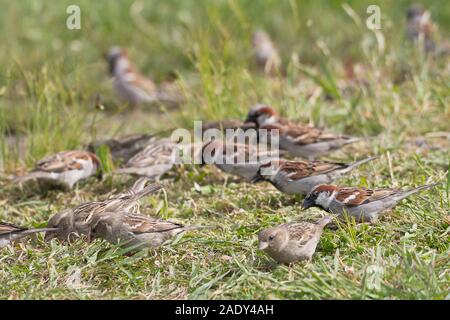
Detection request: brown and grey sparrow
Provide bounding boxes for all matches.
[90,210,214,249]
[245,104,362,160]
[302,183,440,223]
[13,150,101,189]
[258,216,332,264]
[252,157,377,195]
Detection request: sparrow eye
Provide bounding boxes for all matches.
[268,235,274,241]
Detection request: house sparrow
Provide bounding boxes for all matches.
[45,181,162,241]
[258,216,332,264]
[90,210,214,249]
[107,47,183,107]
[13,150,101,189]
[201,139,280,181]
[302,183,440,223]
[406,4,436,53]
[244,104,361,160]
[0,222,58,247]
[252,31,282,75]
[252,156,377,195]
[87,133,156,162]
[114,138,177,179]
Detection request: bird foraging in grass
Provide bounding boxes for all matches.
[90,210,215,249]
[244,104,363,160]
[45,179,162,242]
[251,156,377,195]
[258,216,332,264]
[114,138,177,180]
[13,150,101,190]
[201,139,280,181]
[302,183,440,223]
[0,222,58,248]
[107,47,183,107]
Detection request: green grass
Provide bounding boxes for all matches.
[0,0,449,299]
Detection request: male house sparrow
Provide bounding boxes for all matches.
[201,140,280,181]
[258,216,332,264]
[252,31,282,75]
[252,156,377,195]
[88,133,156,163]
[90,210,214,250]
[0,222,58,247]
[302,183,439,223]
[244,104,361,160]
[45,181,162,241]
[114,138,177,179]
[107,47,182,107]
[13,150,101,189]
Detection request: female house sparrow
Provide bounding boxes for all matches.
[114,138,177,179]
[302,183,439,223]
[88,133,156,162]
[107,47,182,107]
[258,216,332,264]
[201,140,280,181]
[13,151,101,189]
[244,105,361,160]
[252,31,282,75]
[0,222,58,247]
[45,181,162,241]
[90,211,214,249]
[252,156,377,195]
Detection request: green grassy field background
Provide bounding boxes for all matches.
[0,0,449,299]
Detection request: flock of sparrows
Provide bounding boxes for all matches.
[1,4,445,266]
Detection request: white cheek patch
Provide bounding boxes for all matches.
[315,191,336,209]
[115,58,131,76]
[262,115,277,125]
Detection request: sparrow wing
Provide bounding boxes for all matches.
[127,73,157,94]
[124,214,184,234]
[335,187,398,206]
[280,161,345,180]
[0,222,27,235]
[35,151,98,173]
[285,222,317,245]
[126,142,175,168]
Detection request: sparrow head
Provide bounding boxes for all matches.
[302,185,338,210]
[245,104,278,126]
[406,4,425,20]
[45,209,74,241]
[258,226,289,252]
[107,47,128,76]
[251,160,282,183]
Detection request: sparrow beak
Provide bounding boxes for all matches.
[244,115,253,124]
[258,241,269,250]
[301,198,315,210]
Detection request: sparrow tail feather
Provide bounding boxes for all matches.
[398,182,440,200]
[12,171,53,185]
